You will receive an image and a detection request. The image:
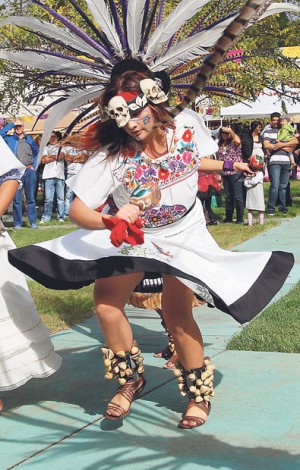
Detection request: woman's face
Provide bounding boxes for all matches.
[221,131,230,141]
[124,106,156,143]
[254,124,262,134]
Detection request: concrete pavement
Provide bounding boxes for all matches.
[1,217,300,470]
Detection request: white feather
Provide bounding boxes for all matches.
[258,3,300,21]
[144,0,211,60]
[151,37,206,72]
[0,16,108,61]
[85,0,124,57]
[0,51,109,80]
[151,17,236,72]
[127,0,146,58]
[37,87,102,165]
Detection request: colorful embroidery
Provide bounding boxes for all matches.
[143,204,188,228]
[122,125,199,193]
[151,241,173,258]
[119,244,172,263]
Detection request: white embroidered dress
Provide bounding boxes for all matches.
[0,136,62,391]
[8,111,294,324]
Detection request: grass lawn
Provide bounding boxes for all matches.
[7,179,300,351]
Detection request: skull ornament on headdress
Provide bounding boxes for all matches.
[106,96,130,128]
[1,0,297,156]
[140,79,168,105]
[106,91,148,128]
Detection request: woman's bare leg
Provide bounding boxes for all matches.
[94,273,144,417]
[161,275,209,426]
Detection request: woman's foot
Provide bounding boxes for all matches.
[105,376,146,420]
[178,399,211,429]
[163,353,178,369]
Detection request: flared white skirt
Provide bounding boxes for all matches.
[8,200,294,325]
[0,231,62,392]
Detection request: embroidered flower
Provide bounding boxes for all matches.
[134,166,143,179]
[158,168,170,180]
[182,129,192,142]
[182,150,192,164]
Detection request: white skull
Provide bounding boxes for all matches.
[106,96,130,127]
[140,79,168,104]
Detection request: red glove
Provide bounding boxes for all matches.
[103,217,145,247]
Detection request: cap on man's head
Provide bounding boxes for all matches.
[280,113,291,122]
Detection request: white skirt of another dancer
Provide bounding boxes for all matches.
[8,199,294,325]
[0,231,62,392]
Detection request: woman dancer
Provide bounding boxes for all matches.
[0,136,62,412]
[9,68,294,429]
[216,127,244,223]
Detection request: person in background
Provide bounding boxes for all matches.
[39,131,65,224]
[242,121,264,162]
[277,113,296,169]
[64,141,89,219]
[263,112,298,215]
[216,126,244,223]
[0,135,62,413]
[0,118,39,229]
[244,167,265,226]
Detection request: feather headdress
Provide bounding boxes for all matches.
[0,0,299,154]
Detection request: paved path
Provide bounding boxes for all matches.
[1,218,300,470]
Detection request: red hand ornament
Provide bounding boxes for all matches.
[103,217,145,247]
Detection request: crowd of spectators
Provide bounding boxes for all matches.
[0,114,300,229]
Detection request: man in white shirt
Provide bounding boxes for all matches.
[263,112,297,215]
[39,131,65,223]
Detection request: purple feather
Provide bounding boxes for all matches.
[141,0,151,34]
[157,0,168,26]
[31,97,67,131]
[119,0,129,55]
[108,0,127,50]
[64,103,98,137]
[32,0,112,60]
[140,0,160,51]
[23,48,109,69]
[68,0,114,54]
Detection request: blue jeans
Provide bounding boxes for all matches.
[64,172,76,217]
[13,168,37,227]
[41,178,65,221]
[222,172,244,220]
[267,163,290,212]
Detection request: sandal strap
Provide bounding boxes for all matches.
[106,402,127,416]
[180,416,206,426]
[115,377,145,403]
[186,399,211,417]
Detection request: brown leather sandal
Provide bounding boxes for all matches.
[105,376,146,420]
[162,354,178,369]
[178,399,211,429]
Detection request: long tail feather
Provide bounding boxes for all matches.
[140,0,160,51]
[168,0,273,119]
[37,87,103,163]
[108,0,127,50]
[127,0,146,58]
[85,0,124,57]
[0,15,110,61]
[32,0,111,59]
[144,0,211,60]
[68,0,113,52]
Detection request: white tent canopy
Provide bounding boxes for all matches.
[220,90,300,121]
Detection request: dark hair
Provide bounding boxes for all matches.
[250,121,261,133]
[271,112,280,120]
[87,70,173,155]
[53,130,62,141]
